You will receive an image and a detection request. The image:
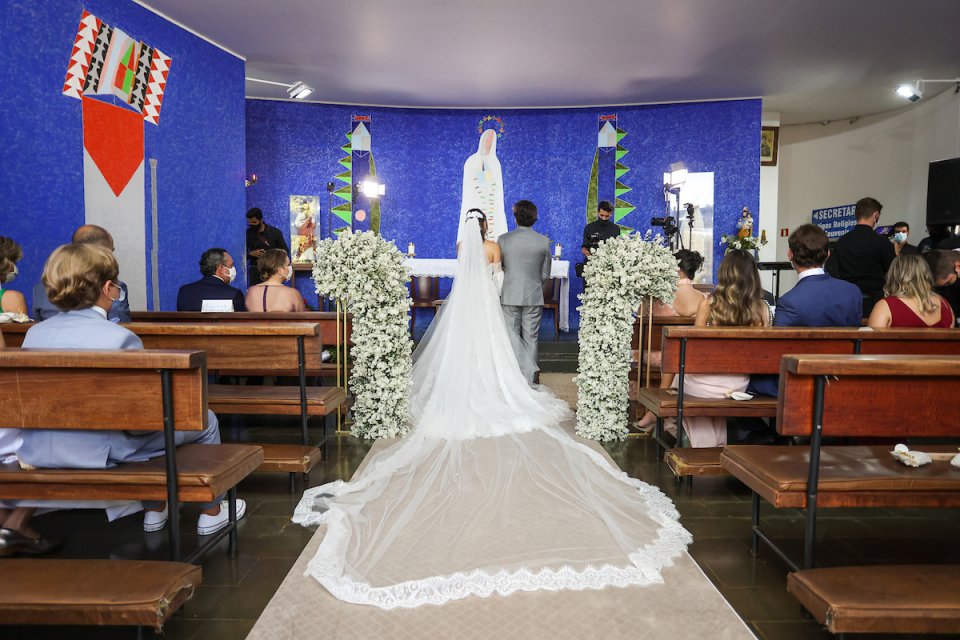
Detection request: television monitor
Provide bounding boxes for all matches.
[926,157,960,226]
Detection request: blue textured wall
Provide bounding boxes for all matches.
[0,0,246,311]
[247,99,761,327]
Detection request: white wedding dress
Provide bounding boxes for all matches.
[293,217,691,609]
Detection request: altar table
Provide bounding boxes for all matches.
[405,258,571,332]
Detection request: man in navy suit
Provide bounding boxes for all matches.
[176,248,246,311]
[748,224,862,397]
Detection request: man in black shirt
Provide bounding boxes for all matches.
[578,201,619,278]
[923,249,960,323]
[891,221,918,256]
[246,208,289,285]
[824,197,895,317]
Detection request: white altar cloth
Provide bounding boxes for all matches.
[405,258,571,332]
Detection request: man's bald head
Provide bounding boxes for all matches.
[72,225,114,251]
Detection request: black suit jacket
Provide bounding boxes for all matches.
[825,224,896,303]
[176,275,246,311]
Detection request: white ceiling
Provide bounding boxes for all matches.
[139,0,960,125]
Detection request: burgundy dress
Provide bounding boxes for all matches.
[884,296,955,328]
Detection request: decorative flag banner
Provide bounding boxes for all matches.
[63,10,172,126]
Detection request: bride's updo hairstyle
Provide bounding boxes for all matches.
[465,208,487,240]
[709,249,766,327]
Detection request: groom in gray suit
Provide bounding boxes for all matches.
[498,200,552,384]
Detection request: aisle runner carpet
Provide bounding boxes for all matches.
[247,376,755,640]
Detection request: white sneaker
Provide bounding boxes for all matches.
[143,505,169,532]
[197,499,247,536]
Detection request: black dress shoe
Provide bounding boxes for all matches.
[0,528,61,557]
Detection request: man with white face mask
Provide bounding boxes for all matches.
[891,221,918,256]
[176,248,246,311]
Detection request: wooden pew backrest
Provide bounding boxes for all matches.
[0,349,207,431]
[130,311,350,346]
[777,354,960,437]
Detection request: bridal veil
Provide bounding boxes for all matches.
[293,217,691,609]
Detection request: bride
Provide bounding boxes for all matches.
[293,211,691,609]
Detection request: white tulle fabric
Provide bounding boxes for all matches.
[293,218,692,609]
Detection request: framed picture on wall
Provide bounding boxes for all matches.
[760,126,779,166]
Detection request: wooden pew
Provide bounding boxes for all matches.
[723,354,960,635]
[642,327,960,478]
[723,354,960,571]
[128,322,345,480]
[0,348,263,562]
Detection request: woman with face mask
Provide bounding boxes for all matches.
[0,236,28,317]
[244,249,306,312]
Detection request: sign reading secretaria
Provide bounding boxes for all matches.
[811,204,857,240]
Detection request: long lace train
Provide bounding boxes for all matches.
[293,216,691,609]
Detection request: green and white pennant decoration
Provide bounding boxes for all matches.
[331,132,353,234]
[613,128,635,229]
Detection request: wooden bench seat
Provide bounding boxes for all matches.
[664,447,727,477]
[787,565,960,635]
[722,444,960,509]
[636,388,778,418]
[722,354,960,572]
[0,443,263,503]
[0,559,200,630]
[258,443,323,474]
[208,384,346,416]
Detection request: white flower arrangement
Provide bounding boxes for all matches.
[720,233,767,253]
[574,233,678,441]
[313,231,413,439]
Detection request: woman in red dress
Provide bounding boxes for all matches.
[868,254,956,328]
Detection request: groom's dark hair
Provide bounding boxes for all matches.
[513,200,538,227]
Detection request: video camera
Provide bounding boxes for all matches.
[651,216,679,236]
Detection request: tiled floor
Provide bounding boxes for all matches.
[7,378,959,639]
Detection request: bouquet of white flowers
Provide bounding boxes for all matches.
[575,232,678,441]
[720,233,767,253]
[313,231,413,439]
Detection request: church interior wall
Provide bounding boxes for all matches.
[246,99,761,326]
[1,0,246,312]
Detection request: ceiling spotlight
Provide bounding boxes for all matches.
[896,82,922,102]
[895,77,959,103]
[287,81,314,100]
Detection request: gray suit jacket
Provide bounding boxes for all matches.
[18,308,145,469]
[498,227,551,306]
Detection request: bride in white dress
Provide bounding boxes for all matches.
[293,211,691,609]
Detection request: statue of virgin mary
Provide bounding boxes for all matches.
[457,128,507,243]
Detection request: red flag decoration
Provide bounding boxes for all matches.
[82,96,144,197]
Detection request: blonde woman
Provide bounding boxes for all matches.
[245,249,306,312]
[0,236,27,316]
[668,249,770,447]
[868,254,955,328]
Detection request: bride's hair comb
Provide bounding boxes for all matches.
[465,209,486,222]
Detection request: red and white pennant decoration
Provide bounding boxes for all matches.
[61,10,172,126]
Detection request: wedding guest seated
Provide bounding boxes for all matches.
[868,254,956,328]
[21,243,246,534]
[635,250,707,431]
[33,224,131,322]
[664,250,770,448]
[177,248,246,312]
[747,224,862,397]
[0,236,28,316]
[923,249,960,321]
[245,249,306,312]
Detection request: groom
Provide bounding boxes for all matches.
[499,200,552,384]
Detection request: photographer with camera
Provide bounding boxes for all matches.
[578,201,619,278]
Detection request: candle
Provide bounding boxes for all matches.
[407,242,415,257]
[554,243,562,258]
